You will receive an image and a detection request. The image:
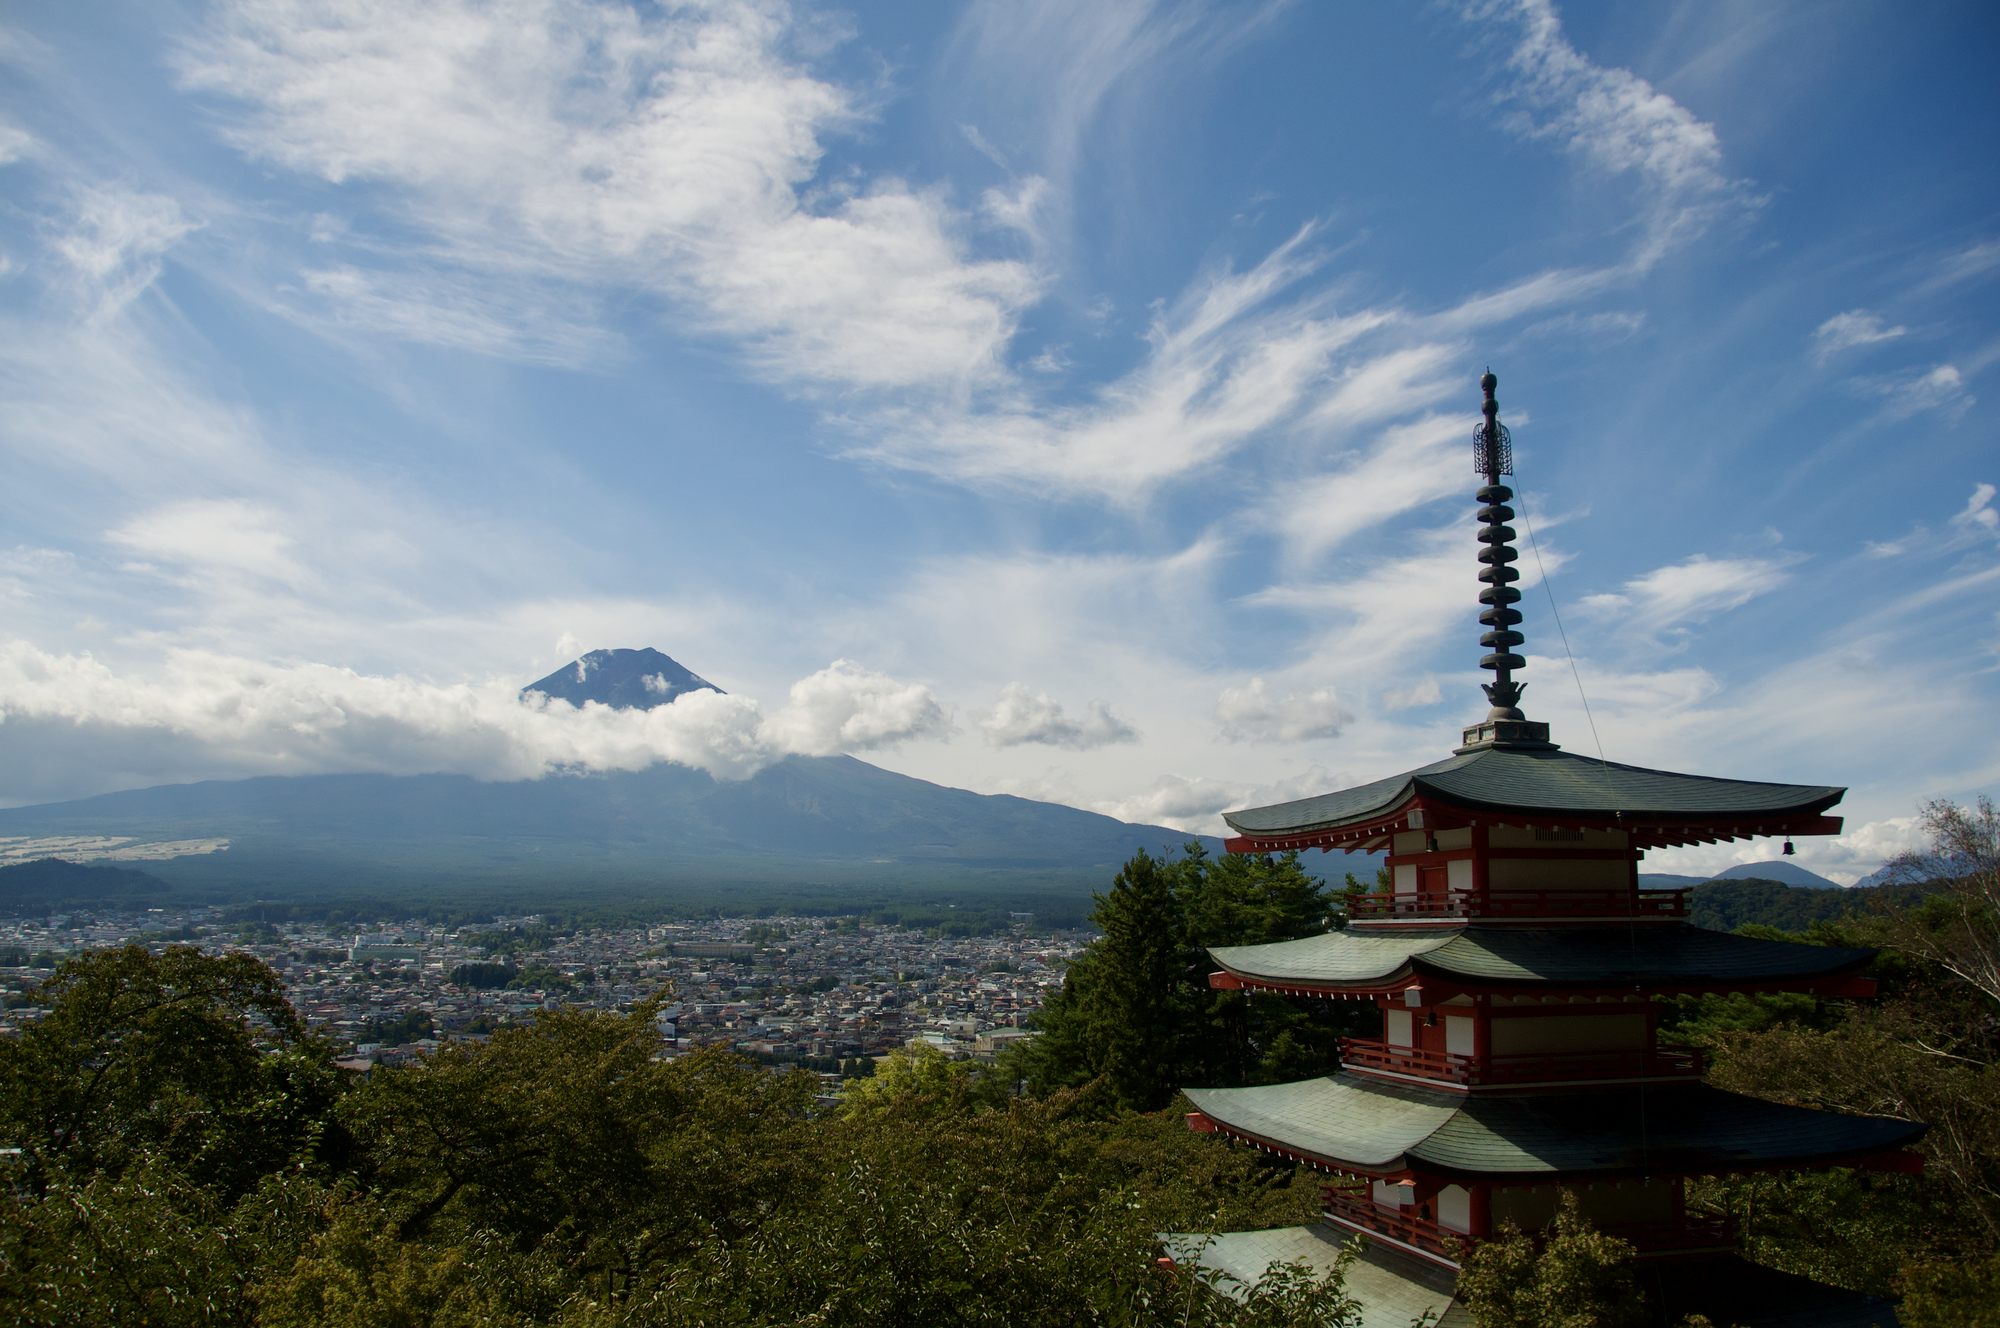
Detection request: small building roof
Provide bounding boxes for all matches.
[1206,924,1875,993]
[1158,1226,1895,1328]
[1183,1073,1924,1179]
[1222,746,1843,839]
[1158,1226,1468,1326]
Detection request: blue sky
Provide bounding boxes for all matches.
[0,0,1993,883]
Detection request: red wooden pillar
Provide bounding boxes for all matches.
[1470,821,1490,905]
[1469,1184,1493,1238]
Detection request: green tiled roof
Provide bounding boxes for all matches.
[1223,747,1844,836]
[1208,924,1875,989]
[1184,1075,1461,1169]
[1207,931,1456,984]
[1185,1074,1924,1177]
[1158,1227,1469,1326]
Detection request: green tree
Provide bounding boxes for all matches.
[1026,844,1368,1109]
[1898,1250,2000,1328]
[1452,1190,1647,1328]
[341,1009,821,1283]
[842,1044,967,1110]
[0,944,341,1203]
[1682,798,2000,1295]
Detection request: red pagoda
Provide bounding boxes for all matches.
[1166,373,1922,1327]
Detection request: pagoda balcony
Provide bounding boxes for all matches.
[1321,1187,1467,1263]
[1344,887,1687,922]
[1321,1188,1736,1264]
[1337,1038,1705,1087]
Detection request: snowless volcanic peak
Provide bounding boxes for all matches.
[521,648,724,711]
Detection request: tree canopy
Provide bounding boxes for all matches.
[1021,843,1372,1110]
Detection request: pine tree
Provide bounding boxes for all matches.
[1027,843,1370,1106]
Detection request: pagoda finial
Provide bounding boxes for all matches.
[1459,371,1555,753]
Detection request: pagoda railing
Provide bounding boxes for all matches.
[1338,1038,1704,1086]
[1322,1188,1463,1261]
[1322,1187,1736,1262]
[1344,888,1686,921]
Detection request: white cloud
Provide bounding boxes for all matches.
[1647,815,1927,887]
[1468,0,1751,258]
[1382,674,1442,710]
[161,0,1726,514]
[1579,554,1790,625]
[289,265,615,366]
[1812,309,1905,364]
[1522,309,1646,343]
[52,186,198,319]
[1094,764,1345,837]
[0,123,34,166]
[1272,408,1465,567]
[1950,482,1999,538]
[177,0,1040,392]
[1877,364,1971,421]
[1214,677,1352,743]
[853,228,1401,498]
[977,681,1138,750]
[1922,239,2000,293]
[0,642,951,803]
[108,499,310,589]
[756,659,953,757]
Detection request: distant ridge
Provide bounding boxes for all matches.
[1712,861,1845,890]
[0,756,1220,901]
[1640,861,1846,891]
[522,648,722,711]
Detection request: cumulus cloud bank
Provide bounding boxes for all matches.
[1648,815,1928,887]
[0,643,950,803]
[977,681,1138,750]
[1095,765,1344,837]
[1213,678,1353,743]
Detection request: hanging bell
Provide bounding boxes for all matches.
[1782,840,1796,856]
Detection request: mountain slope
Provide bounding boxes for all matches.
[0,756,1213,895]
[0,859,172,908]
[1711,860,1844,890]
[521,648,722,710]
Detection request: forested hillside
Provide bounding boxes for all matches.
[2,803,1993,1325]
[1685,877,1924,933]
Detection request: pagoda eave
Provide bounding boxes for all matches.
[1186,1110,1926,1186]
[1208,968,1880,1002]
[1224,800,1844,856]
[1204,925,1879,995]
[1182,1076,1929,1185]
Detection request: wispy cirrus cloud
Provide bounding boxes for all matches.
[1811,308,1905,364]
[1467,0,1755,259]
[1869,484,2000,558]
[51,185,198,320]
[1579,553,1793,627]
[177,0,1041,392]
[163,0,1738,514]
[1874,364,1972,422]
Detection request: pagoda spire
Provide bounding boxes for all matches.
[1460,371,1553,751]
